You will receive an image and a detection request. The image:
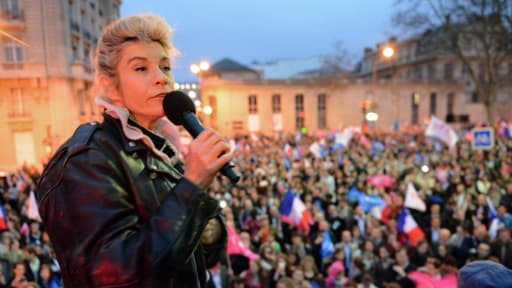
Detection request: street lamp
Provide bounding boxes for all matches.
[190,61,210,75]
[364,44,396,129]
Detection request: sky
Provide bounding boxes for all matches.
[121,1,399,82]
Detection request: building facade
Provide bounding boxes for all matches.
[0,0,120,170]
[199,36,512,137]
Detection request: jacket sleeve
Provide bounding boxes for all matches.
[37,143,219,287]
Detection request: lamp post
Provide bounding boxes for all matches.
[363,44,395,131]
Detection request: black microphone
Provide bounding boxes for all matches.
[163,91,241,184]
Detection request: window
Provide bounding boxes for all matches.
[4,38,23,61]
[427,63,435,80]
[8,88,29,117]
[248,95,257,114]
[295,94,304,130]
[272,94,281,113]
[411,92,419,124]
[429,92,437,116]
[3,37,23,69]
[447,92,455,114]
[471,91,480,103]
[1,0,21,19]
[78,89,85,115]
[444,62,454,80]
[317,94,326,129]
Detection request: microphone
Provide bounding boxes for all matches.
[163,91,241,184]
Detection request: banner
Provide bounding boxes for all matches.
[425,116,458,147]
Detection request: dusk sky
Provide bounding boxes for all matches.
[121,1,399,82]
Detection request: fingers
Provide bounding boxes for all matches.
[183,129,234,189]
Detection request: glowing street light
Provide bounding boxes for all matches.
[203,105,213,115]
[190,61,210,74]
[366,112,379,122]
[382,46,395,58]
[188,90,197,99]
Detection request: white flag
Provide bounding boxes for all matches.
[27,190,41,222]
[309,142,322,158]
[425,115,458,147]
[404,183,426,212]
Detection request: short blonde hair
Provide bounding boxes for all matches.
[94,14,173,80]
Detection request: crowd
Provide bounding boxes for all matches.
[0,121,511,288]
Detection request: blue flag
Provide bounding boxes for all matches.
[358,194,385,213]
[320,230,334,258]
[347,186,362,203]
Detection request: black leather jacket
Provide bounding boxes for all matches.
[36,114,226,287]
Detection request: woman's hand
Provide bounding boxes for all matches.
[183,128,233,190]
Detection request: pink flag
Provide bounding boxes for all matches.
[27,191,42,222]
[367,174,393,188]
[404,183,426,212]
[20,222,30,235]
[226,224,259,260]
[408,271,457,288]
[359,134,370,149]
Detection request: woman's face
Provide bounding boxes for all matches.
[114,41,173,128]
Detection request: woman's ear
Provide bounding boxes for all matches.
[99,75,122,105]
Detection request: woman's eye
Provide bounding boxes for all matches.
[161,66,171,72]
[135,66,146,72]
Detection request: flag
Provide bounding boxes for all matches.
[370,203,387,221]
[367,174,393,188]
[335,131,353,147]
[27,190,42,222]
[358,194,385,213]
[279,189,313,233]
[283,156,291,171]
[425,115,458,147]
[487,197,500,240]
[397,207,425,246]
[359,134,370,149]
[20,222,29,235]
[405,183,426,212]
[0,204,7,231]
[320,230,334,259]
[309,142,323,158]
[347,186,362,203]
[226,223,259,260]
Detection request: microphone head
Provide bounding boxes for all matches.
[163,91,196,126]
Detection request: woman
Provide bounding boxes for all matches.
[36,14,232,287]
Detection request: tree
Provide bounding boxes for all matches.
[393,0,512,124]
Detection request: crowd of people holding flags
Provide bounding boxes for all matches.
[0,165,61,288]
[214,119,512,288]
[0,119,511,287]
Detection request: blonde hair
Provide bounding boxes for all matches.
[94,14,173,80]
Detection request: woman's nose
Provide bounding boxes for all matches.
[154,69,169,86]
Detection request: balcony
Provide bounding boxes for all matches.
[0,9,25,29]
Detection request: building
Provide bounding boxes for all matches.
[0,0,121,171]
[199,34,512,137]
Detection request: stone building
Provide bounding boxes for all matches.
[199,33,512,137]
[0,0,120,170]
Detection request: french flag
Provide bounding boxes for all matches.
[279,189,313,233]
[0,204,7,231]
[397,207,425,246]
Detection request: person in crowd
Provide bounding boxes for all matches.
[36,14,231,287]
